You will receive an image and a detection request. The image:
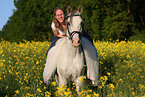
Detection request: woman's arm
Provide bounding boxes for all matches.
[52,29,66,38]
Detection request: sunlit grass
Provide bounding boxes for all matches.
[0,40,145,97]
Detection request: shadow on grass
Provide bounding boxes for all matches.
[0,73,20,97]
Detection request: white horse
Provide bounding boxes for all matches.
[43,5,99,94]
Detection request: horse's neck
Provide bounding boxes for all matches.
[65,38,79,57]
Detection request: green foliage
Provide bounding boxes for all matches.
[130,33,145,43]
[0,0,145,42]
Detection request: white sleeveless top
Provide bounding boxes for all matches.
[51,22,66,35]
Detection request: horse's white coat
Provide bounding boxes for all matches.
[43,9,99,94]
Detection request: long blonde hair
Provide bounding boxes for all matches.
[53,7,67,32]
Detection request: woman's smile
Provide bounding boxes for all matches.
[55,10,64,23]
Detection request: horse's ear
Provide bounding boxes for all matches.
[67,5,72,14]
[78,5,83,14]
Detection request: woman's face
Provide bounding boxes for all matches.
[55,9,65,23]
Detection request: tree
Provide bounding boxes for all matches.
[1,0,145,42]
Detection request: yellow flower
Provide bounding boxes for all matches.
[40,80,43,84]
[36,60,39,64]
[93,92,99,97]
[45,91,51,97]
[0,50,3,55]
[15,90,20,94]
[109,84,115,88]
[6,86,8,89]
[98,86,102,89]
[64,91,70,96]
[88,89,92,92]
[126,54,131,59]
[44,86,47,90]
[41,93,44,96]
[132,92,135,96]
[99,61,103,64]
[79,76,86,82]
[72,82,75,85]
[56,86,62,91]
[86,95,91,97]
[139,84,145,90]
[25,86,30,90]
[51,81,57,86]
[107,72,111,77]
[104,76,108,80]
[108,83,115,91]
[119,79,123,83]
[37,88,42,92]
[26,93,30,96]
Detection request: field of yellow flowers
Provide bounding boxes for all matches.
[0,40,145,97]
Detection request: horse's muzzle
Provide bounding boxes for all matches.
[72,39,81,47]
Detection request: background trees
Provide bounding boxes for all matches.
[0,0,145,42]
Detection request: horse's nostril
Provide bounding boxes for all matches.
[78,40,80,44]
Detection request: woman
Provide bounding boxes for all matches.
[44,7,93,84]
[46,7,67,54]
[46,7,93,54]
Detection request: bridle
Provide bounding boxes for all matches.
[66,14,84,41]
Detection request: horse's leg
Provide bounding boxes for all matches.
[74,76,84,95]
[59,75,67,88]
[57,76,67,96]
[55,74,59,85]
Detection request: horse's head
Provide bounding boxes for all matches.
[66,5,84,47]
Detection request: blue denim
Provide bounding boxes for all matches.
[82,29,93,43]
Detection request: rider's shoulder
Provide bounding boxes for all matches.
[51,22,56,30]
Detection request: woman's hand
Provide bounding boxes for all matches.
[57,34,66,38]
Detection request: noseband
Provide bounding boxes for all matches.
[66,14,83,41]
